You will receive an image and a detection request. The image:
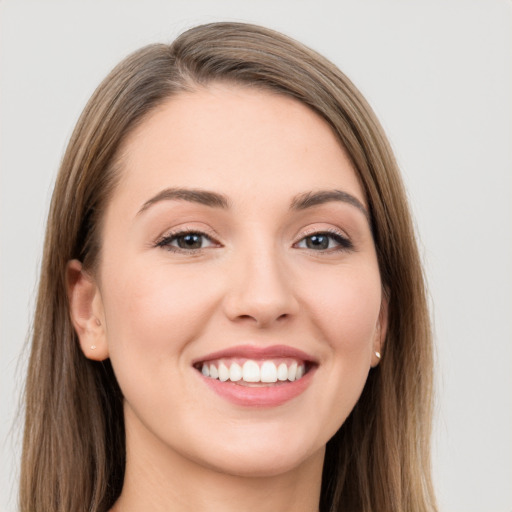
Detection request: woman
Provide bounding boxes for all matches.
[20,22,436,512]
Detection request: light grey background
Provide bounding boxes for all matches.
[1,1,511,511]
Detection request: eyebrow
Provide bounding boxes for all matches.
[137,188,230,215]
[137,187,369,222]
[290,190,370,221]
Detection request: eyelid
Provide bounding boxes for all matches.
[295,225,350,242]
[293,226,353,251]
[154,225,222,252]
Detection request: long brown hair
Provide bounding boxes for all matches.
[20,22,436,512]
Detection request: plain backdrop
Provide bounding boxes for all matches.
[1,1,511,511]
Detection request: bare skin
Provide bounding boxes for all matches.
[68,84,386,512]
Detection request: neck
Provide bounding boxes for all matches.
[111,410,324,512]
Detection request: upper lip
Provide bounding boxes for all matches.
[192,344,318,365]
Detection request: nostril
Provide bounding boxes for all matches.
[234,312,291,328]
[221,269,300,326]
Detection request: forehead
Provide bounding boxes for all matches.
[112,84,365,212]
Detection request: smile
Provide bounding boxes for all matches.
[193,345,317,406]
[197,358,307,384]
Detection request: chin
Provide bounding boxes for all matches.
[195,444,324,479]
[178,422,327,479]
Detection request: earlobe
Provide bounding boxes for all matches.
[67,259,109,361]
[371,298,388,368]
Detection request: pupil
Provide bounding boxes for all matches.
[178,234,202,249]
[306,235,328,250]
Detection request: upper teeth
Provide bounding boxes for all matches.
[201,359,305,383]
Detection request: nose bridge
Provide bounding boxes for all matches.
[223,238,298,327]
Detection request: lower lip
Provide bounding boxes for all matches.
[198,368,316,407]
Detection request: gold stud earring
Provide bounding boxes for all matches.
[375,351,381,359]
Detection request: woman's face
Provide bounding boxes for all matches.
[78,84,386,477]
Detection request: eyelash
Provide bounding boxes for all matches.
[155,229,220,254]
[293,229,353,253]
[155,228,353,254]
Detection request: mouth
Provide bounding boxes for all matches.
[192,345,318,406]
[193,358,311,385]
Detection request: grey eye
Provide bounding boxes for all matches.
[304,234,330,250]
[157,231,216,251]
[295,232,352,251]
[175,233,205,249]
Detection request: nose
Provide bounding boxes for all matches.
[222,246,299,328]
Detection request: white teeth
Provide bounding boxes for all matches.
[200,359,307,383]
[277,363,288,381]
[229,362,242,382]
[209,364,219,379]
[260,361,277,383]
[242,360,260,382]
[218,363,229,382]
[288,362,297,381]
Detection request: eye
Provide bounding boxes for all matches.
[156,231,218,252]
[295,231,352,251]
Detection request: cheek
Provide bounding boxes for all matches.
[302,265,382,432]
[303,264,382,353]
[99,259,222,381]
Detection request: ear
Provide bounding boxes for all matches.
[67,259,109,361]
[371,296,388,368]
